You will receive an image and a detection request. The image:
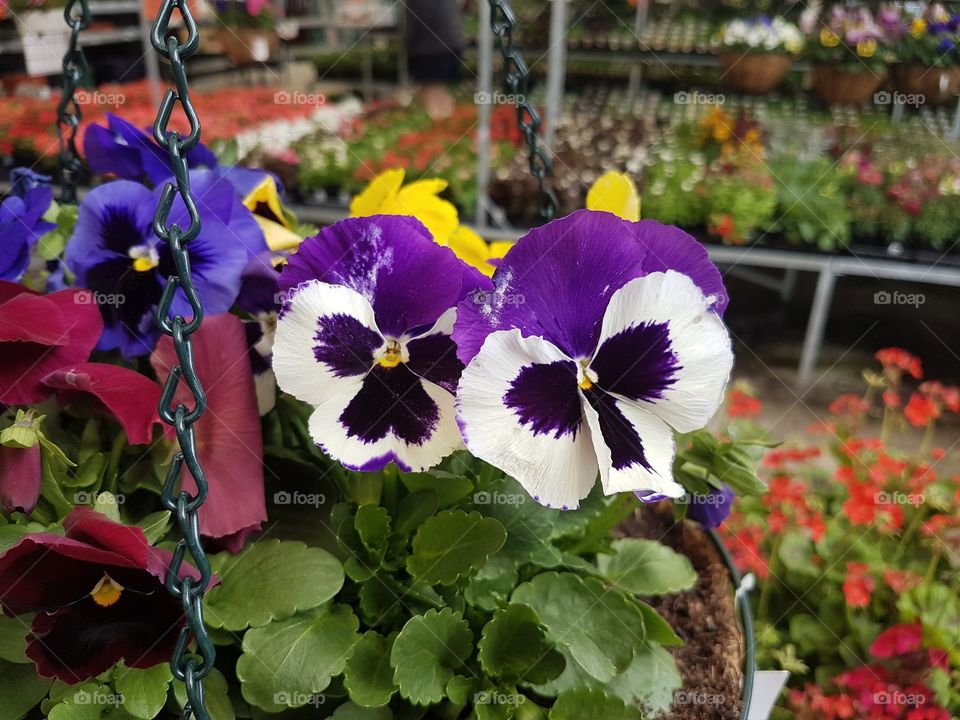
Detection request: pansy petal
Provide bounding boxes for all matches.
[592,271,733,433]
[279,215,478,337]
[273,280,383,406]
[390,179,459,244]
[581,390,682,498]
[151,314,266,549]
[405,307,462,394]
[308,365,460,472]
[42,363,162,445]
[635,221,729,315]
[453,209,651,365]
[457,329,598,509]
[350,168,405,218]
[586,170,640,222]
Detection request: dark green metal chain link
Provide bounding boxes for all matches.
[57,0,91,204]
[486,0,557,222]
[149,2,213,719]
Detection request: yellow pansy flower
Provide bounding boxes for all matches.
[444,225,512,277]
[857,38,877,58]
[349,168,459,245]
[820,28,840,47]
[911,18,927,38]
[586,170,641,222]
[242,174,303,253]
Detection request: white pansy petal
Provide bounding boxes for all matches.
[589,271,733,433]
[308,369,461,472]
[581,392,683,498]
[272,280,384,406]
[457,329,598,509]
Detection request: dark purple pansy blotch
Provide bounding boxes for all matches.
[454,209,734,509]
[272,214,489,472]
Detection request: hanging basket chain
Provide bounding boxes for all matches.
[486,0,557,222]
[149,2,214,719]
[57,0,91,204]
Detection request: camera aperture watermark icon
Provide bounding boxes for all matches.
[75,90,126,107]
[674,91,725,106]
[76,290,125,308]
[874,290,924,308]
[273,490,326,508]
[273,691,325,707]
[874,90,925,108]
[474,90,525,106]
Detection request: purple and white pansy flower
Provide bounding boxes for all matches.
[453,209,734,510]
[272,214,489,472]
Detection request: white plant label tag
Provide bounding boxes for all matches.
[251,36,270,62]
[747,670,790,720]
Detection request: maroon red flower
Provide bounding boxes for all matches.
[41,363,162,445]
[0,282,103,406]
[151,313,266,552]
[0,508,207,683]
[0,443,40,514]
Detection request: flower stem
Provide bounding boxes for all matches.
[919,420,936,458]
[924,548,942,585]
[757,534,782,621]
[892,508,926,565]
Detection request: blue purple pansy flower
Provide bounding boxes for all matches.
[83,113,218,186]
[0,168,56,281]
[453,209,733,510]
[685,484,736,529]
[64,169,268,358]
[272,214,490,472]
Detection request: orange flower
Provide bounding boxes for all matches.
[843,563,874,608]
[727,388,762,417]
[875,347,923,380]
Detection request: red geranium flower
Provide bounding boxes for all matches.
[829,393,871,419]
[0,508,209,683]
[904,393,939,428]
[870,623,923,658]
[726,388,762,417]
[875,347,923,381]
[0,282,103,406]
[883,568,922,593]
[151,313,266,552]
[843,562,875,608]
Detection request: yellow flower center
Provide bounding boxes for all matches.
[378,340,403,369]
[577,362,597,390]
[90,574,124,607]
[578,376,594,390]
[128,245,159,273]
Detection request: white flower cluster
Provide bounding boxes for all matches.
[719,16,804,53]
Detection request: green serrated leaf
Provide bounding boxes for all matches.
[344,632,398,708]
[391,608,472,705]
[473,479,563,568]
[511,573,645,683]
[358,576,404,627]
[94,492,121,522]
[0,614,31,664]
[407,510,506,585]
[112,663,172,719]
[606,644,681,712]
[394,490,439,537]
[356,504,391,554]
[333,703,393,720]
[205,539,344,630]
[548,688,642,720]
[47,682,116,720]
[597,538,697,596]
[464,555,518,612]
[445,675,476,706]
[478,604,565,684]
[237,604,360,712]
[399,471,473,508]
[0,659,52,720]
[636,601,682,647]
[172,667,235,720]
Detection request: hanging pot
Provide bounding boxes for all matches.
[810,63,886,105]
[717,52,793,94]
[891,63,960,106]
[620,504,756,719]
[217,27,278,65]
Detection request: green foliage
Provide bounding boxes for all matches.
[767,158,852,251]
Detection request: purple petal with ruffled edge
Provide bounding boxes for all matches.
[0,187,55,281]
[453,209,727,365]
[279,215,486,337]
